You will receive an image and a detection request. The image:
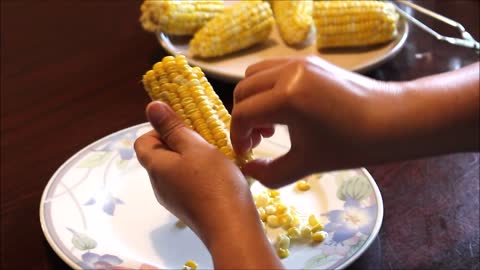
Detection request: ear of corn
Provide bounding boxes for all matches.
[272,0,313,45]
[313,1,399,49]
[142,55,253,167]
[189,1,275,58]
[139,0,224,35]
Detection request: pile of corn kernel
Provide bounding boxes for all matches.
[179,179,327,268]
[253,183,328,259]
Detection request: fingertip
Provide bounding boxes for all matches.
[146,101,169,123]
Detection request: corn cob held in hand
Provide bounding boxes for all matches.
[272,0,313,45]
[313,1,399,49]
[139,0,224,35]
[189,0,274,58]
[142,55,253,167]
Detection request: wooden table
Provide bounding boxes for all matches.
[1,1,478,269]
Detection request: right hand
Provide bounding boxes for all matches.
[231,56,401,188]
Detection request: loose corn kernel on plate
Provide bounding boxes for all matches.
[40,124,383,270]
[155,0,409,82]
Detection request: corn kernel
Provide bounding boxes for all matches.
[267,215,280,228]
[308,214,320,226]
[278,213,293,227]
[277,234,291,249]
[301,226,312,239]
[312,231,328,243]
[277,248,289,259]
[175,220,187,229]
[268,189,280,198]
[296,180,310,191]
[257,207,267,221]
[265,205,276,215]
[290,215,301,228]
[275,203,288,215]
[311,223,324,233]
[254,193,269,207]
[183,260,198,270]
[287,227,301,239]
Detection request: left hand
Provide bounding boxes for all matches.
[134,101,253,243]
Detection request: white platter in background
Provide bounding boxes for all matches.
[157,1,409,82]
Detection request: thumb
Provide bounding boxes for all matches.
[146,101,201,153]
[241,151,307,189]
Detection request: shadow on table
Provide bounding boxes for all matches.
[345,236,382,270]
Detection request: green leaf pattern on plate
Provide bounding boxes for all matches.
[69,229,97,251]
[77,152,112,169]
[336,175,373,201]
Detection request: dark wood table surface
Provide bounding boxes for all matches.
[1,1,479,269]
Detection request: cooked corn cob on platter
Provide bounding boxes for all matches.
[140,0,408,80]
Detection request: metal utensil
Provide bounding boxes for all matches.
[393,0,479,52]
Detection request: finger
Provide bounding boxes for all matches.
[242,152,308,189]
[230,90,286,155]
[146,101,204,153]
[234,65,285,104]
[249,126,275,149]
[134,130,178,171]
[245,58,293,77]
[250,129,262,150]
[258,126,275,138]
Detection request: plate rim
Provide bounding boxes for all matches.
[157,18,409,82]
[39,123,384,270]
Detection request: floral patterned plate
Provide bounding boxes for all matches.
[40,123,383,269]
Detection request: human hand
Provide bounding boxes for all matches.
[134,101,254,241]
[231,56,401,188]
[134,101,283,269]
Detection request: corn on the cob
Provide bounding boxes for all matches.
[139,0,224,35]
[313,1,399,49]
[142,55,253,166]
[189,1,275,58]
[272,0,313,45]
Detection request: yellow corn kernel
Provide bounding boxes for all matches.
[272,0,313,45]
[257,207,267,222]
[308,214,320,226]
[312,231,328,243]
[254,193,270,207]
[311,223,324,233]
[275,203,288,215]
[301,226,312,239]
[277,248,290,259]
[183,260,198,270]
[268,189,280,198]
[296,180,310,191]
[175,220,187,228]
[140,0,224,35]
[267,215,281,228]
[189,1,274,58]
[142,55,253,167]
[265,205,276,215]
[290,215,301,228]
[277,234,291,249]
[278,213,293,227]
[313,0,399,49]
[287,227,301,239]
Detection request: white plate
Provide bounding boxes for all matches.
[40,123,383,269]
[157,1,409,82]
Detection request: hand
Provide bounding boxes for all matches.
[134,101,252,239]
[134,101,283,269]
[231,57,479,189]
[231,56,403,188]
